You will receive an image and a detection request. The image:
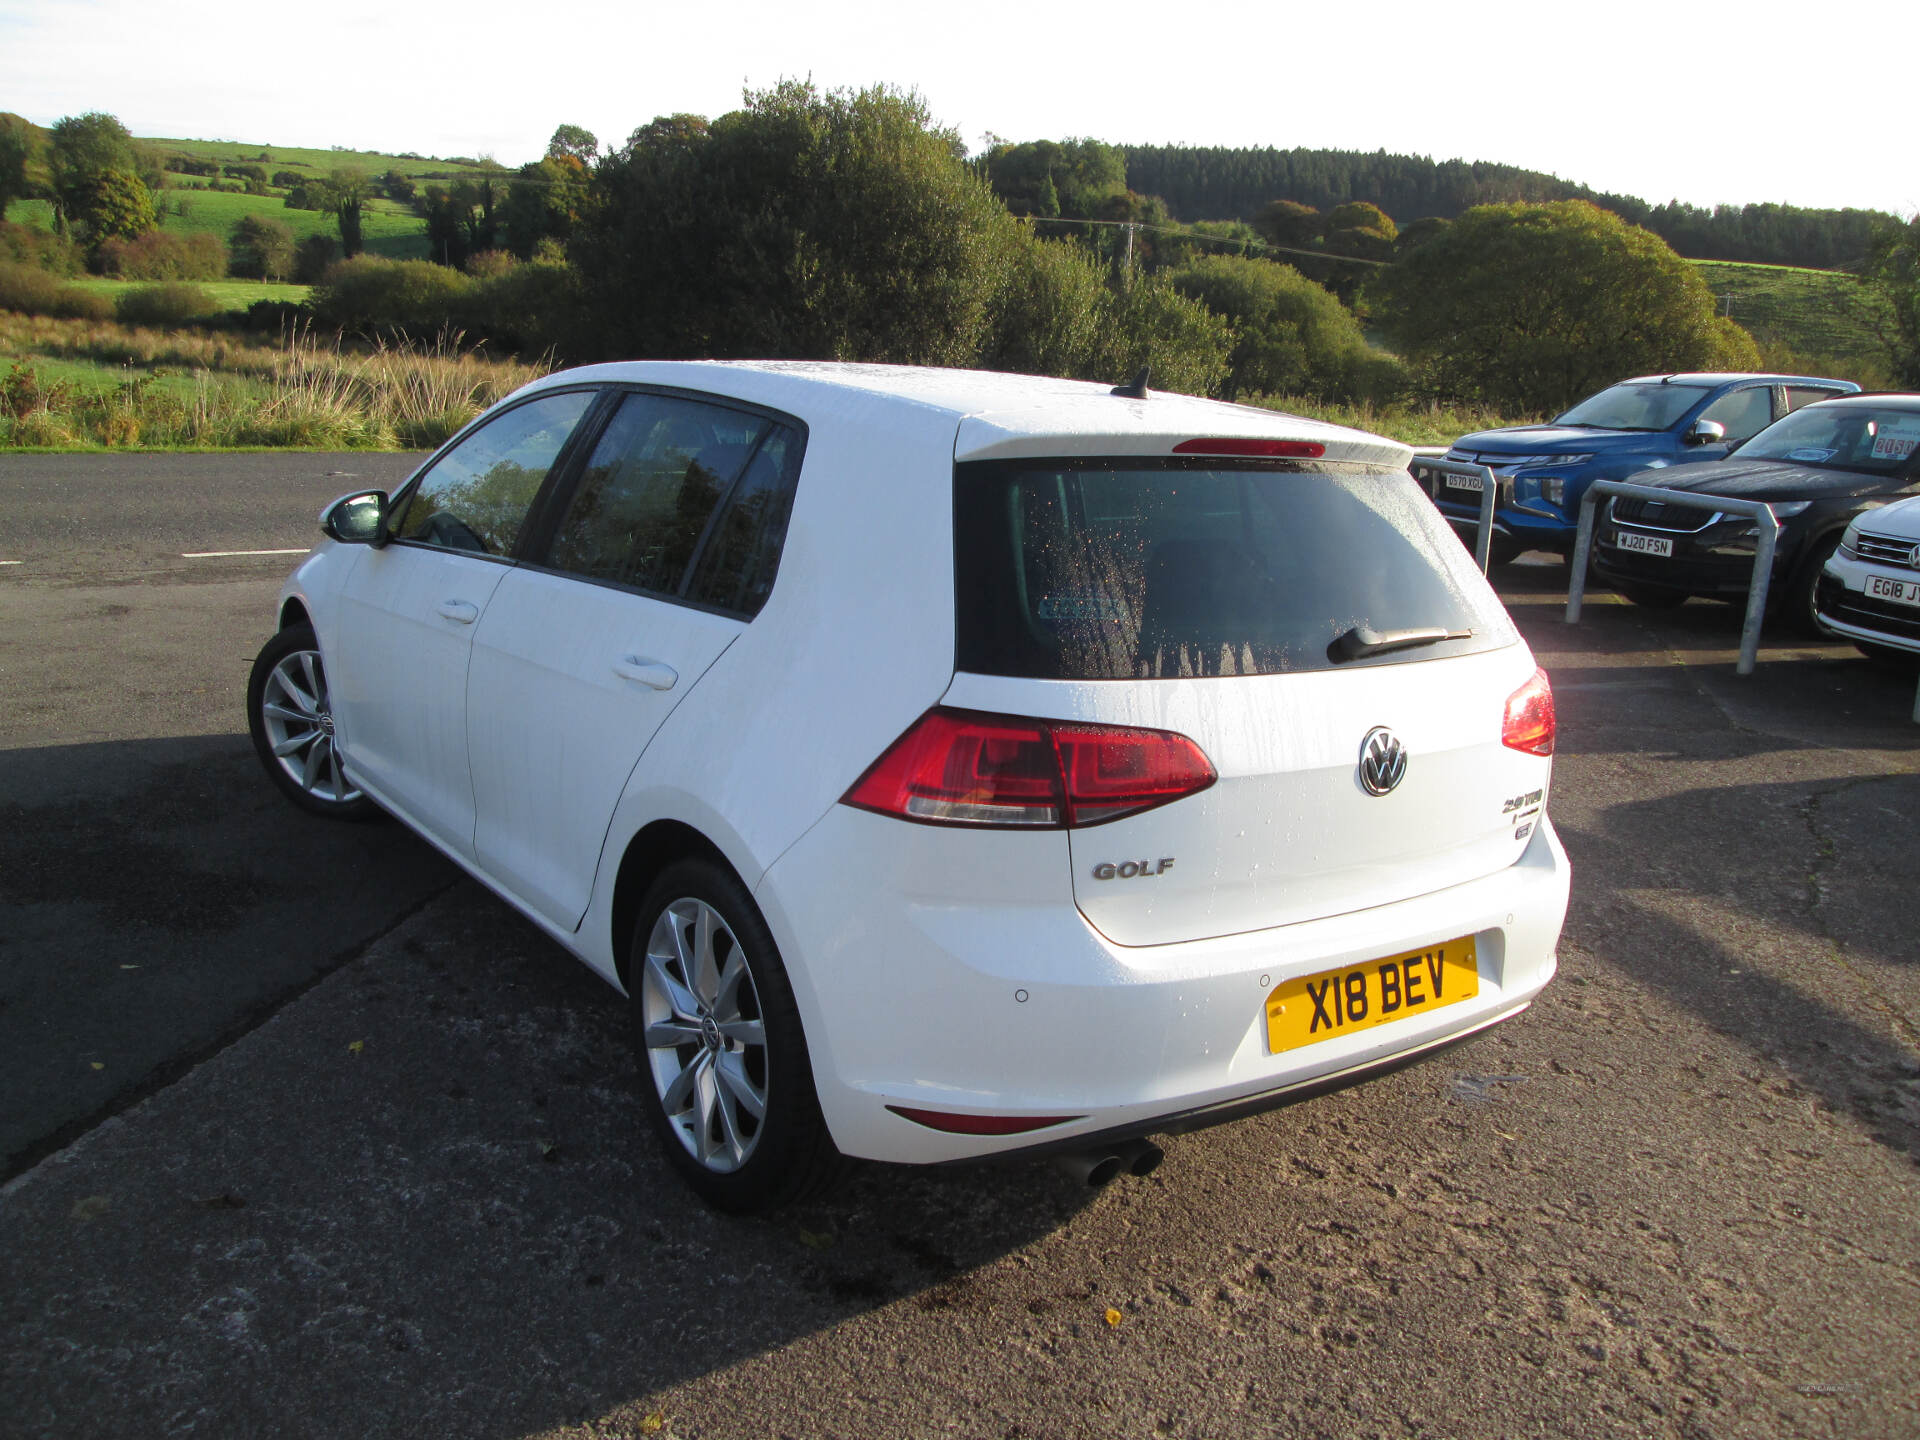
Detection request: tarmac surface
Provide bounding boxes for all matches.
[1,455,1916,1440]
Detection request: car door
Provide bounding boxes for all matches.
[465,389,805,930]
[329,388,599,860]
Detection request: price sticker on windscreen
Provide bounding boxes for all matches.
[1870,417,1920,462]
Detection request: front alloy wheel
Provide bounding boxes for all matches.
[246,622,376,820]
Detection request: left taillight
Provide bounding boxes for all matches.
[841,707,1217,829]
[1501,668,1555,756]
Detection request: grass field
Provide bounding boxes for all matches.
[7,191,430,261]
[150,136,511,183]
[1690,259,1895,387]
[61,277,313,311]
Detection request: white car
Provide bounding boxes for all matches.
[247,361,1571,1212]
[1816,493,1920,662]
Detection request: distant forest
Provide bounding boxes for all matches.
[1119,145,1893,271]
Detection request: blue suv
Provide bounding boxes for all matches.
[1414,373,1860,564]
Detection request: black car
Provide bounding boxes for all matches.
[1591,394,1920,630]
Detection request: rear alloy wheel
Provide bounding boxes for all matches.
[246,623,376,820]
[630,859,840,1213]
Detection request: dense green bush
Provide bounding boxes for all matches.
[0,220,80,276]
[1368,201,1760,413]
[93,229,227,280]
[1166,254,1400,403]
[115,282,220,326]
[292,234,337,284]
[309,256,474,335]
[0,261,113,319]
[271,170,305,188]
[229,214,294,281]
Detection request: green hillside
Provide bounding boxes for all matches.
[1690,259,1894,388]
[149,135,507,184]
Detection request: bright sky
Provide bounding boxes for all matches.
[3,0,1915,218]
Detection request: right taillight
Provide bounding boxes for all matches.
[1502,668,1556,756]
[842,707,1216,829]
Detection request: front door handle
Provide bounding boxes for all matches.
[436,599,479,625]
[612,656,678,690]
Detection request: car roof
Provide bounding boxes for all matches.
[1799,391,1920,410]
[1610,372,1860,388]
[513,360,1413,469]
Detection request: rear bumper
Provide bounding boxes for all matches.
[755,808,1570,1165]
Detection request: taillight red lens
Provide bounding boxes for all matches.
[1502,668,1556,756]
[843,707,1216,829]
[1171,437,1326,458]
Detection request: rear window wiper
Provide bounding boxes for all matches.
[1328,624,1474,663]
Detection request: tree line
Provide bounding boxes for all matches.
[5,92,1917,411]
[1117,143,1896,271]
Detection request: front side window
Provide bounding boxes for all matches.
[1698,386,1773,443]
[954,459,1514,680]
[543,391,803,614]
[392,390,595,555]
[1555,383,1713,431]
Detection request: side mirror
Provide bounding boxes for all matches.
[320,490,389,546]
[1684,419,1728,447]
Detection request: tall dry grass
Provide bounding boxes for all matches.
[1,319,550,450]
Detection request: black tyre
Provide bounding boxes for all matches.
[1779,532,1843,636]
[246,623,378,821]
[1487,536,1524,568]
[1617,583,1689,611]
[629,859,842,1213]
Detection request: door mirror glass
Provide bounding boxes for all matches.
[322,490,389,544]
[1685,418,1728,446]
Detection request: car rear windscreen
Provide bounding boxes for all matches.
[954,458,1514,680]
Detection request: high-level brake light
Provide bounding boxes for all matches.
[842,707,1217,829]
[1171,438,1326,458]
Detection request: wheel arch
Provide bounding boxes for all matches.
[278,596,311,631]
[610,819,738,992]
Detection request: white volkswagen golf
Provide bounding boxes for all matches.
[248,362,1570,1212]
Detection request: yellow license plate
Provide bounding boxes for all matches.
[1265,937,1479,1054]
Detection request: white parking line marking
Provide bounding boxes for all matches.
[180,548,310,558]
[0,559,21,565]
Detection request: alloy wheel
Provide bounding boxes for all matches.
[641,898,769,1173]
[258,649,360,805]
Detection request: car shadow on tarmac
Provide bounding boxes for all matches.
[0,862,1106,1439]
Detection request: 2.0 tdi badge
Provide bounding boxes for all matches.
[1358,727,1406,796]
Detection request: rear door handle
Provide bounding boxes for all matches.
[436,599,479,625]
[612,656,678,690]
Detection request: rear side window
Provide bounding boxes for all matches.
[954,459,1514,679]
[542,391,803,614]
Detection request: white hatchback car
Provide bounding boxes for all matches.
[249,362,1570,1212]
[1816,492,1920,663]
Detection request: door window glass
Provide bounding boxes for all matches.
[392,390,594,555]
[1785,385,1847,413]
[545,392,774,597]
[1698,387,1772,443]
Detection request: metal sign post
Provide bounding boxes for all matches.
[1567,481,1781,677]
[1408,457,1498,573]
